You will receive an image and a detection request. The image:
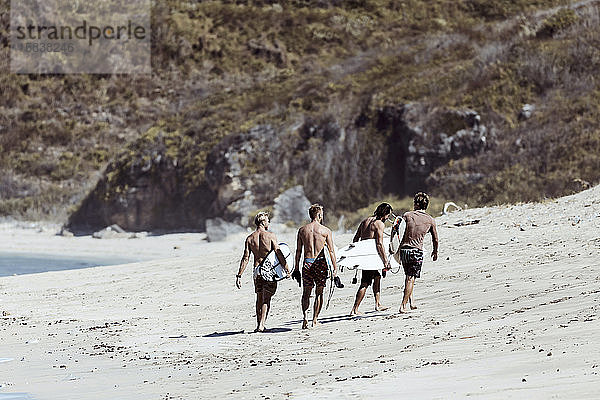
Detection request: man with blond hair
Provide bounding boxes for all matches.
[398,192,438,313]
[293,204,338,329]
[236,211,289,332]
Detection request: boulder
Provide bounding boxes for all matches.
[92,224,130,239]
[205,218,246,242]
[272,186,311,225]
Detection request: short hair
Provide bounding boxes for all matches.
[374,202,393,219]
[414,192,430,210]
[254,211,269,227]
[308,203,323,220]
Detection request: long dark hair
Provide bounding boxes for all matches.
[374,202,392,219]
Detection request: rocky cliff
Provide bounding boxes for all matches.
[3,1,598,230]
[68,102,491,232]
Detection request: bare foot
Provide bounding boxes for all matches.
[375,305,389,311]
[312,320,319,327]
[398,305,410,313]
[302,320,309,329]
[255,326,266,333]
[350,310,364,317]
[410,305,418,310]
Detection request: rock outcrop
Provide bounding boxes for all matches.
[67,128,214,234]
[376,103,491,196]
[205,218,247,242]
[272,186,312,225]
[68,102,493,233]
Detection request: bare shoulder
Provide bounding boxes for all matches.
[265,230,278,242]
[423,212,436,225]
[320,224,332,236]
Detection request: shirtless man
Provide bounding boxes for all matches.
[398,192,438,313]
[236,212,289,332]
[350,203,393,316]
[293,204,338,329]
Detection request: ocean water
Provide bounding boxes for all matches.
[0,395,32,400]
[0,252,136,277]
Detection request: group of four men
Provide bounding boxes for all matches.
[235,192,439,332]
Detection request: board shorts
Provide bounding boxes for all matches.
[254,275,277,296]
[400,247,424,278]
[302,256,328,288]
[360,270,381,287]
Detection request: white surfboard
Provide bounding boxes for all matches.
[254,243,291,282]
[336,239,400,271]
[389,216,406,264]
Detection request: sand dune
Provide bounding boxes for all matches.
[1,186,599,399]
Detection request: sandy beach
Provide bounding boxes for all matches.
[1,186,599,399]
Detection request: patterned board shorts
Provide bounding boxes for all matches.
[302,254,328,288]
[400,247,424,278]
[254,275,277,296]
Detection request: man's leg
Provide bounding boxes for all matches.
[372,275,388,311]
[312,286,325,326]
[351,284,368,316]
[409,291,417,310]
[258,290,274,332]
[301,285,312,329]
[399,275,415,313]
[255,292,263,331]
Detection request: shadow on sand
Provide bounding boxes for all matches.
[203,327,293,337]
[203,330,245,338]
[282,310,392,326]
[252,327,293,334]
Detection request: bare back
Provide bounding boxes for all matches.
[353,216,385,242]
[401,210,438,251]
[297,221,330,259]
[246,230,278,267]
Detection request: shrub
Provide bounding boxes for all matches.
[537,8,578,38]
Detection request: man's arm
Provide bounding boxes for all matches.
[374,221,390,270]
[325,229,337,277]
[294,229,303,273]
[352,220,364,243]
[236,237,251,289]
[291,230,303,286]
[430,219,439,261]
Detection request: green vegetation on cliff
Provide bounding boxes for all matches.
[1,0,597,226]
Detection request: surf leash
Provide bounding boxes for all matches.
[326,278,335,310]
[326,276,344,310]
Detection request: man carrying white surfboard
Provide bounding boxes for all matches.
[350,202,393,316]
[293,204,339,329]
[398,192,439,313]
[236,212,290,332]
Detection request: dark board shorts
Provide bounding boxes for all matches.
[400,247,424,278]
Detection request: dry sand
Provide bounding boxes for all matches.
[1,186,599,399]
